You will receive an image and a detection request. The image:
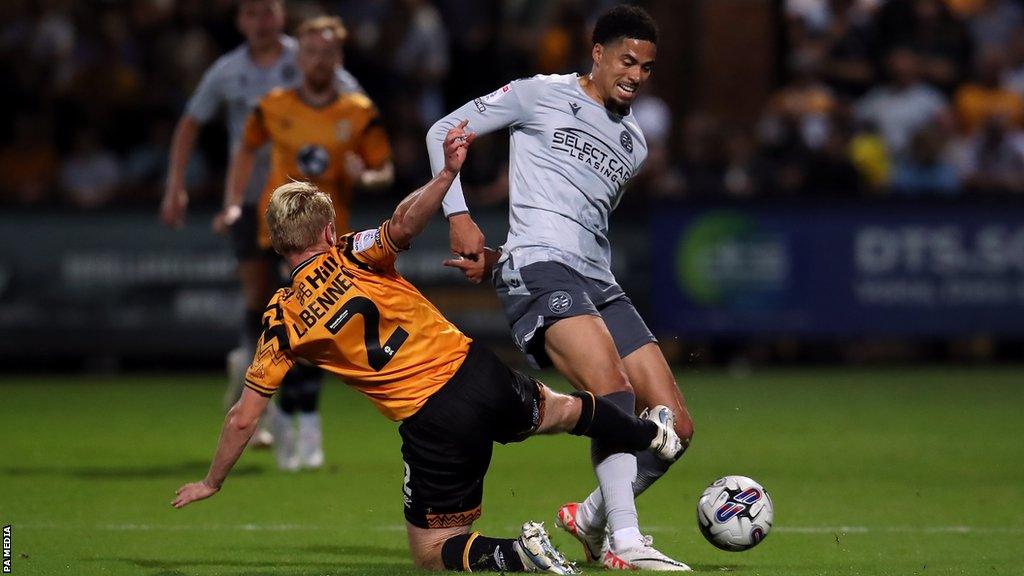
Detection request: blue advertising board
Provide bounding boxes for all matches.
[652,203,1024,336]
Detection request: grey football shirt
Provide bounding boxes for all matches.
[185,35,363,204]
[427,73,648,285]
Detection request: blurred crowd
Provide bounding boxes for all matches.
[656,0,1024,200]
[3,0,1024,211]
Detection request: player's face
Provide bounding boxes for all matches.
[237,0,284,50]
[592,38,656,110]
[298,31,341,91]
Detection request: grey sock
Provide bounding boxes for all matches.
[578,443,676,533]
[588,390,639,537]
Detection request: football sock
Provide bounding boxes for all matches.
[297,412,320,436]
[570,391,659,451]
[591,390,642,551]
[577,447,677,534]
[440,532,526,572]
[278,365,321,414]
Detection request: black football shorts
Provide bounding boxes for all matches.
[399,344,544,529]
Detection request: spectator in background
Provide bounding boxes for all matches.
[535,1,588,74]
[722,129,766,198]
[803,121,864,195]
[966,0,1023,53]
[854,48,949,159]
[891,124,959,195]
[819,0,880,98]
[764,49,837,151]
[59,127,122,209]
[951,115,1024,194]
[849,119,892,191]
[954,46,1024,133]
[875,0,970,92]
[378,0,450,127]
[0,115,58,206]
[999,28,1024,97]
[675,112,726,198]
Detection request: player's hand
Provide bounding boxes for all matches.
[448,213,484,262]
[172,480,219,509]
[444,247,499,284]
[212,204,242,236]
[443,119,476,174]
[160,186,189,228]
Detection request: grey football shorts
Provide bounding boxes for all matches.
[493,259,656,368]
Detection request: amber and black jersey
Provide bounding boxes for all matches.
[244,220,472,421]
[242,88,392,248]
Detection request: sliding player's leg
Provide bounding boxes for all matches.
[408,521,576,573]
[532,379,682,462]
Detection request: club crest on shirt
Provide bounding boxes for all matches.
[620,130,634,153]
[297,144,330,177]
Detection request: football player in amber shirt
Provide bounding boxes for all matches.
[216,16,394,471]
[173,122,684,574]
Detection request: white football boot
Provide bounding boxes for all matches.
[555,502,607,563]
[515,522,580,574]
[603,535,692,571]
[644,405,684,461]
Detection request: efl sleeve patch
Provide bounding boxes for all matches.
[351,228,381,253]
[482,84,511,103]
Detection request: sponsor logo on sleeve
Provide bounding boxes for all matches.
[352,229,380,253]
[482,84,511,104]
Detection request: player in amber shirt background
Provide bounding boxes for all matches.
[218,15,394,471]
[173,121,683,574]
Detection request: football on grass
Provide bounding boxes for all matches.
[697,475,774,551]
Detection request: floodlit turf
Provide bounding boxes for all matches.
[2,367,1023,575]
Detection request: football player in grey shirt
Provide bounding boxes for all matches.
[158,0,361,453]
[427,6,693,571]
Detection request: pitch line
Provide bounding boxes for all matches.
[15,523,1024,534]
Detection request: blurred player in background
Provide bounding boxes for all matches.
[173,123,683,574]
[220,15,393,471]
[158,0,363,449]
[428,5,693,570]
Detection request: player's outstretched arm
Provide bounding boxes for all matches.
[427,80,531,260]
[389,120,475,249]
[212,143,256,236]
[172,387,269,509]
[160,115,200,228]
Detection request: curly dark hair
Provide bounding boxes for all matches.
[592,4,658,46]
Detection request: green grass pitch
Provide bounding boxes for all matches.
[2,367,1023,575]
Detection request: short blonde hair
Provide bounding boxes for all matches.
[296,15,347,45]
[266,181,335,255]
